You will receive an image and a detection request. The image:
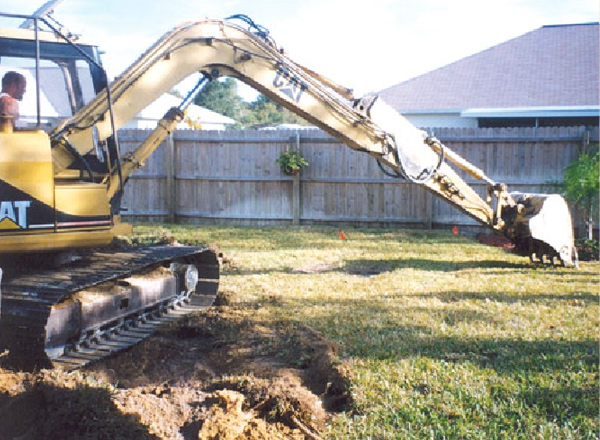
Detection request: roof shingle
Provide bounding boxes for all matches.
[380,23,599,111]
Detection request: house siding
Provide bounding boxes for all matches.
[403,112,478,129]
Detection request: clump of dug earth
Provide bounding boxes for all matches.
[0,294,353,440]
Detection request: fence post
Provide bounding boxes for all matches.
[165,133,176,223]
[425,191,433,229]
[292,132,301,225]
[293,174,300,225]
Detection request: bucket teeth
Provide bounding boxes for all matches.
[503,193,578,267]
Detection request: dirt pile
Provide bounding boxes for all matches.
[0,297,352,440]
[476,233,516,250]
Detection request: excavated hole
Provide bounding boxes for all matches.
[0,298,354,440]
[90,304,354,439]
[1,301,353,439]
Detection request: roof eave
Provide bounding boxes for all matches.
[461,106,600,118]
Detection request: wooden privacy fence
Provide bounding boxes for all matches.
[118,126,598,231]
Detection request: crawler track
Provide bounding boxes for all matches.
[50,295,211,370]
[0,245,219,370]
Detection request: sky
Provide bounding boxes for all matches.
[2,0,598,101]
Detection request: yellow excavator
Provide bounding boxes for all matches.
[0,13,577,369]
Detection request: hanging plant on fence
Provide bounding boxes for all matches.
[276,149,309,175]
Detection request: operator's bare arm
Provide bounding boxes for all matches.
[0,95,19,127]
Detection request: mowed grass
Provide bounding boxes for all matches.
[133,223,599,440]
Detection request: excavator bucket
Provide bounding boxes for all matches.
[505,192,578,267]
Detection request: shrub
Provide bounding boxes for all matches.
[575,237,599,261]
[563,150,599,240]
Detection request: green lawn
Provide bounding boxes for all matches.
[133,223,599,440]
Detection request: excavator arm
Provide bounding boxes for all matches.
[49,17,577,266]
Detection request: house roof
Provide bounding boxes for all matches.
[379,23,599,112]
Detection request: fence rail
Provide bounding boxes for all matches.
[119,126,598,232]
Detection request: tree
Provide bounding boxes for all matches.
[241,94,307,128]
[193,78,246,127]
[563,150,599,240]
[193,78,311,129]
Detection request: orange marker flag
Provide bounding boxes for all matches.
[339,229,347,241]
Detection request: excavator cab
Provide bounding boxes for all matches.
[0,33,103,130]
[0,12,125,253]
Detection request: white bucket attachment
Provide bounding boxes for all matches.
[506,193,578,267]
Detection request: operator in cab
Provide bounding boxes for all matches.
[0,71,26,129]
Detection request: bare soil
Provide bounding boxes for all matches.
[0,295,352,440]
[476,233,516,250]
